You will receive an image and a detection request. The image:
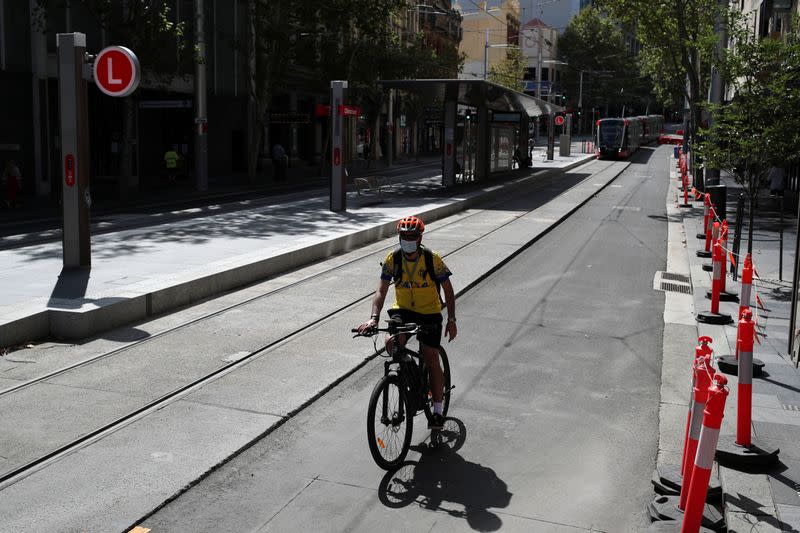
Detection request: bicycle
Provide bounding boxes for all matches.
[352,319,453,470]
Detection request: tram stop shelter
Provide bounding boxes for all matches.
[379,79,564,186]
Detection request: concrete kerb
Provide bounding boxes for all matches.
[1,155,595,347]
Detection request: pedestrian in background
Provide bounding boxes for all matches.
[164,146,180,184]
[272,142,288,181]
[769,165,785,197]
[3,159,21,208]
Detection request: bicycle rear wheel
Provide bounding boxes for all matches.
[367,375,413,470]
[423,346,451,419]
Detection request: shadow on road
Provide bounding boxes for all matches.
[377,417,512,532]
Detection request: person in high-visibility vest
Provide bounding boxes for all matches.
[164,146,180,183]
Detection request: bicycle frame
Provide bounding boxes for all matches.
[383,343,426,417]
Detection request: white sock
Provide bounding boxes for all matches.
[433,402,443,416]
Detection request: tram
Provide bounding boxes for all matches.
[595,118,642,159]
[637,115,664,145]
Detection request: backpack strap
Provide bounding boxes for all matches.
[392,248,402,285]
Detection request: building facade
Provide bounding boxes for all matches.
[456,0,521,81]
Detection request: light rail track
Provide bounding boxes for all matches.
[0,159,617,488]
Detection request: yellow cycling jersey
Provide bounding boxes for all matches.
[381,249,451,314]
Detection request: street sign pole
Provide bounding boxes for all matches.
[57,32,91,269]
[330,80,347,212]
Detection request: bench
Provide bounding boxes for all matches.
[353,176,386,204]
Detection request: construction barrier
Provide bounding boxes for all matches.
[736,310,755,447]
[697,207,715,259]
[697,241,733,325]
[702,221,720,270]
[680,356,714,509]
[716,309,779,467]
[697,195,711,240]
[679,167,691,208]
[706,221,738,302]
[681,374,729,533]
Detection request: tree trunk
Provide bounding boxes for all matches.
[119,95,136,202]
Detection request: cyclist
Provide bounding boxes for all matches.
[357,215,457,430]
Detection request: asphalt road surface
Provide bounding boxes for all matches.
[141,147,668,532]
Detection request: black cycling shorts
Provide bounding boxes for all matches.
[387,309,443,348]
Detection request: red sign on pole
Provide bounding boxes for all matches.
[93,46,140,97]
[64,154,75,187]
[338,105,361,117]
[554,115,565,126]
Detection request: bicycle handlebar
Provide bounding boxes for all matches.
[351,322,422,338]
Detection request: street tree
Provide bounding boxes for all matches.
[33,0,187,200]
[697,16,800,253]
[488,47,526,91]
[596,0,720,144]
[557,6,646,118]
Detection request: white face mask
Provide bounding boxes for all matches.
[400,239,418,254]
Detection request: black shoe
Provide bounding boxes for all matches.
[428,413,444,430]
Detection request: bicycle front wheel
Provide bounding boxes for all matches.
[367,375,413,470]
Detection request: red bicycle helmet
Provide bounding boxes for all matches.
[396,215,425,235]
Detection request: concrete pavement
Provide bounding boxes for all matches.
[657,152,800,531]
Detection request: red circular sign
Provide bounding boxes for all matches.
[93,46,140,97]
[554,115,565,126]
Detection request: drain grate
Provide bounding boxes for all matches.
[661,272,691,283]
[782,404,800,412]
[661,282,693,294]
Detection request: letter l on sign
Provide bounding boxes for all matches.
[106,57,122,85]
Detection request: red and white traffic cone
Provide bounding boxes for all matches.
[716,310,779,467]
[701,221,720,271]
[680,374,729,533]
[679,168,692,208]
[697,241,733,325]
[717,255,765,376]
[706,222,738,302]
[652,337,720,498]
[697,196,711,241]
[698,207,715,259]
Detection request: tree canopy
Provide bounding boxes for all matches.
[557,6,650,116]
[697,15,800,197]
[597,0,720,138]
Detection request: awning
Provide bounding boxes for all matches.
[378,79,564,117]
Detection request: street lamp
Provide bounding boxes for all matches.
[484,32,520,80]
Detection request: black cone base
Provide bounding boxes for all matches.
[645,522,715,533]
[679,203,693,208]
[705,290,739,302]
[697,311,733,325]
[696,250,712,258]
[716,437,780,468]
[716,354,765,377]
[652,465,721,497]
[697,233,707,239]
[702,263,713,272]
[648,495,724,529]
